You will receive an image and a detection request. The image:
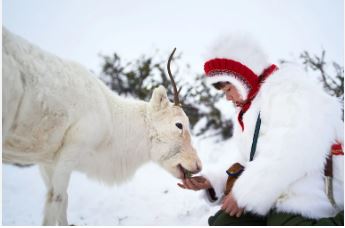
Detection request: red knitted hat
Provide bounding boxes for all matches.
[204,58,278,130]
[204,58,259,99]
[203,34,279,130]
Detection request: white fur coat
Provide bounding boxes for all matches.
[202,64,344,219]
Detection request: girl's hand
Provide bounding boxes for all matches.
[177,176,212,191]
[221,192,244,217]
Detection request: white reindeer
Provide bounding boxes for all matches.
[2,28,202,225]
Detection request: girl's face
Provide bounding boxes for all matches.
[220,83,245,106]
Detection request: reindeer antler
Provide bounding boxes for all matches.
[167,48,181,106]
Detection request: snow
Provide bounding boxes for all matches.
[2,136,237,225]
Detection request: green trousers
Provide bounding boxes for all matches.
[208,210,344,226]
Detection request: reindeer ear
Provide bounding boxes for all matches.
[150,86,170,111]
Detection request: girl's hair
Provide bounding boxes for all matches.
[212,81,230,90]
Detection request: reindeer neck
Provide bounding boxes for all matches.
[96,80,153,159]
[107,93,152,159]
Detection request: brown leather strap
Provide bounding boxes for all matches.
[224,163,245,195]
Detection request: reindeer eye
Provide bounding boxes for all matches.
[175,123,183,130]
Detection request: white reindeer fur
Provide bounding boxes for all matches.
[202,64,344,219]
[3,27,201,225]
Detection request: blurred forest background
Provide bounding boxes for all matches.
[99,50,344,140]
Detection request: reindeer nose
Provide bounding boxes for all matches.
[196,161,202,173]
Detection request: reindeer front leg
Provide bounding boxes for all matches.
[40,155,74,225]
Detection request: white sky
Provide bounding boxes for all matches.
[3,0,344,75]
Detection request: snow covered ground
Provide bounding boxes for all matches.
[2,135,237,225]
